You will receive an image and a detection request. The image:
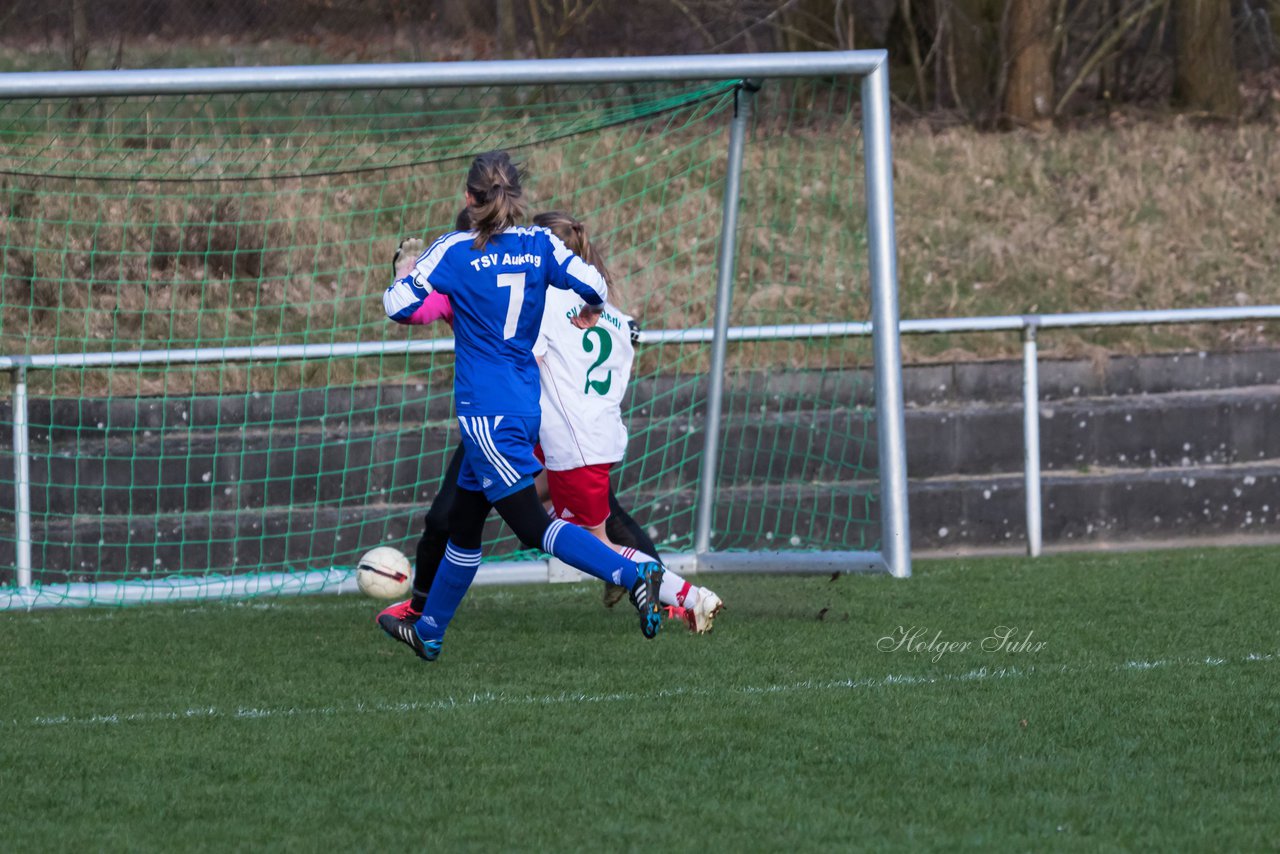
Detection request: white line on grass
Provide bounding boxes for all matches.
[14,591,592,622]
[12,601,342,623]
[5,651,1275,731]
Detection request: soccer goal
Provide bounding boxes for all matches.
[0,53,909,609]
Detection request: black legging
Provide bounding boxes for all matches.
[411,445,465,604]
[606,491,659,560]
[449,481,551,549]
[409,444,662,610]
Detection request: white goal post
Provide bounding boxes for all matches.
[0,51,910,609]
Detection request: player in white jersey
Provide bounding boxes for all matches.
[531,211,724,633]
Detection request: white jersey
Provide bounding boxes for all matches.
[533,286,635,470]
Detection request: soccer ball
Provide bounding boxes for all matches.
[356,547,413,600]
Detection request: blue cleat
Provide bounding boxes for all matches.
[377,613,442,662]
[629,561,665,640]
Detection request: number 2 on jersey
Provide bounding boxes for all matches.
[582,326,613,395]
[496,272,525,340]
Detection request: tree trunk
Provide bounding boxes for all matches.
[68,0,89,120]
[69,0,88,71]
[496,0,517,58]
[1003,0,1055,127]
[943,0,1003,122]
[1173,0,1241,116]
[1099,0,1117,104]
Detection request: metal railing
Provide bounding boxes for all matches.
[8,304,1277,593]
[655,304,1279,557]
[900,305,1280,556]
[653,305,1280,556]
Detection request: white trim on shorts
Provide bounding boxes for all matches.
[458,415,520,486]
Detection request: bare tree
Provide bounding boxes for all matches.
[1174,0,1241,115]
[527,0,602,58]
[941,0,1003,120]
[497,0,518,58]
[775,0,855,50]
[69,0,89,70]
[1003,0,1055,126]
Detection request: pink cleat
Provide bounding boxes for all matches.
[376,599,420,625]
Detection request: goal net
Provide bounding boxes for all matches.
[0,57,906,608]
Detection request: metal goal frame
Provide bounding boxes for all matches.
[0,51,910,608]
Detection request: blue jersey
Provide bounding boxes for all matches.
[384,226,607,417]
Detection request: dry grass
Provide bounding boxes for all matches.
[4,91,1279,396]
[891,118,1280,360]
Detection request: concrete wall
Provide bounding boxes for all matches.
[902,350,1280,552]
[1,348,1277,582]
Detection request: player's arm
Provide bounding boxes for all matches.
[544,232,606,308]
[383,237,455,326]
[570,305,602,330]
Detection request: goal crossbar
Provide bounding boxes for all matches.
[0,52,887,97]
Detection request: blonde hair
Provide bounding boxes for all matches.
[532,210,619,307]
[465,151,526,249]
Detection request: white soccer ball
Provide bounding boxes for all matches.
[356,547,413,600]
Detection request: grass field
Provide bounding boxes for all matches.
[2,546,1277,851]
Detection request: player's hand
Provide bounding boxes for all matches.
[571,305,603,329]
[392,237,425,279]
[627,318,641,344]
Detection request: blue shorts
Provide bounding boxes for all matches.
[455,414,543,501]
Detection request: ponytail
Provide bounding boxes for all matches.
[465,151,526,249]
[532,210,617,305]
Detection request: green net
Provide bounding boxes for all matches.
[0,75,877,607]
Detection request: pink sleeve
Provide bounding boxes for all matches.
[406,291,454,326]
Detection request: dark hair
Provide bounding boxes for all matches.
[532,210,616,305]
[455,207,472,232]
[465,150,525,249]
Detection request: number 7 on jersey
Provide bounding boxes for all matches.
[496,272,525,340]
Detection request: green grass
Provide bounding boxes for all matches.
[2,547,1278,851]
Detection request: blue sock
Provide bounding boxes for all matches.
[415,541,481,642]
[542,519,640,588]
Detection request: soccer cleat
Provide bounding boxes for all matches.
[601,582,629,609]
[629,562,664,640]
[377,613,442,662]
[684,589,724,634]
[375,599,421,625]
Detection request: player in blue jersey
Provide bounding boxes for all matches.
[378,150,664,661]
